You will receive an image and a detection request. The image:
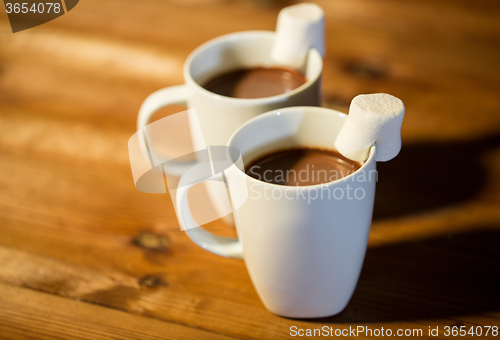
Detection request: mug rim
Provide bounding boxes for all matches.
[227,106,377,190]
[183,30,323,105]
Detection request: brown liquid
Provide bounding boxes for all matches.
[202,67,307,99]
[245,147,362,186]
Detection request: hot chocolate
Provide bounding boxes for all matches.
[245,147,362,186]
[202,66,307,99]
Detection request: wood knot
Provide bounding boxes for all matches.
[344,61,387,79]
[139,275,167,288]
[133,232,170,251]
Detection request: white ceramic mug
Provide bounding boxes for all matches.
[176,106,377,318]
[138,31,323,224]
[138,30,322,155]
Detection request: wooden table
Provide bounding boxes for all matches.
[1,0,499,339]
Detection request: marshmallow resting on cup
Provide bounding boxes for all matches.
[335,93,405,162]
[271,3,325,68]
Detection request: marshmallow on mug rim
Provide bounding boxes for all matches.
[335,93,405,162]
[271,3,325,68]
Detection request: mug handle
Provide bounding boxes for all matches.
[176,172,243,259]
[137,85,195,177]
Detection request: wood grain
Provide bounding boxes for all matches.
[0,0,499,338]
[0,282,236,340]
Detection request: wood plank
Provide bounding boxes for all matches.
[0,282,237,340]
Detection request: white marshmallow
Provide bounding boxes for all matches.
[271,3,325,68]
[335,93,405,162]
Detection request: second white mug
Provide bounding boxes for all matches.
[138,30,323,154]
[138,31,323,224]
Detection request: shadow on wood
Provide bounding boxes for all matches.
[304,227,500,323]
[373,134,500,220]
